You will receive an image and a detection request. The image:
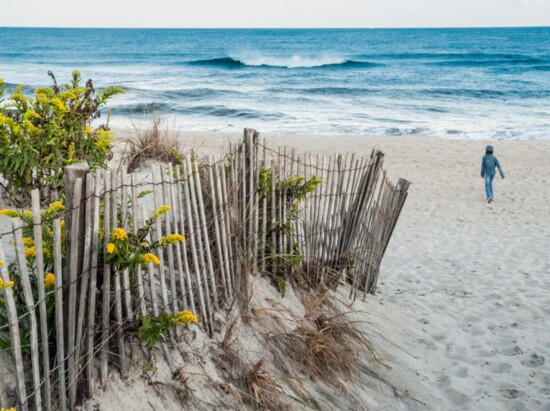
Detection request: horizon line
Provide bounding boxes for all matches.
[1,25,549,30]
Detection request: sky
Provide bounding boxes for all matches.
[1,0,549,28]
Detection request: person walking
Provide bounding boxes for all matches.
[481,145,505,204]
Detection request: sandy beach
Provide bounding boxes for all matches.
[93,132,550,410]
[3,132,549,410]
[269,134,550,409]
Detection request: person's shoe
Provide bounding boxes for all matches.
[488,198,493,204]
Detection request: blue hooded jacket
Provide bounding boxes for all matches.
[481,153,504,178]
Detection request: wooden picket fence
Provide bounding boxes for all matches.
[0,129,409,410]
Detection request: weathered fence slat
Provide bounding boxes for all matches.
[0,241,29,411]
[162,165,179,313]
[52,218,67,410]
[86,172,101,399]
[207,160,228,301]
[194,160,219,311]
[182,158,211,334]
[151,165,169,311]
[74,174,94,395]
[175,167,195,311]
[100,170,111,385]
[110,170,127,375]
[142,208,159,317]
[131,173,147,317]
[13,218,43,410]
[66,176,84,410]
[31,189,52,411]
[121,169,134,322]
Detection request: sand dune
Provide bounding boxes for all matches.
[183,133,550,409]
[4,132,547,410]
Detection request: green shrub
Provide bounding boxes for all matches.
[0,71,124,206]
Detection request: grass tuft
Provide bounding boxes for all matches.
[122,117,184,172]
[244,358,286,410]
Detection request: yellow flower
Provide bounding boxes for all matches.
[0,209,20,218]
[0,407,17,411]
[45,273,55,288]
[23,210,33,218]
[0,278,15,290]
[61,91,77,100]
[142,253,160,266]
[161,234,186,246]
[47,201,65,213]
[23,237,34,247]
[84,125,93,134]
[177,310,199,324]
[154,205,171,217]
[51,97,67,112]
[106,243,116,254]
[0,260,4,267]
[111,227,128,241]
[25,246,36,258]
[0,78,4,86]
[24,110,41,120]
[96,129,113,154]
[23,119,40,133]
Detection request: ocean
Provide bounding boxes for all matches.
[0,27,549,139]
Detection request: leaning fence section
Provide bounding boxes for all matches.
[0,129,409,410]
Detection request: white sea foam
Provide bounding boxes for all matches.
[234,54,348,68]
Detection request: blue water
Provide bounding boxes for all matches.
[1,27,549,139]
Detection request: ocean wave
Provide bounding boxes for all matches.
[180,105,286,120]
[112,102,172,115]
[187,56,379,69]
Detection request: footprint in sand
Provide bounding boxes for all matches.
[500,345,524,356]
[521,353,545,368]
[500,387,526,399]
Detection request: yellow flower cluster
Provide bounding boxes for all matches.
[50,97,67,112]
[25,246,36,258]
[142,253,160,266]
[45,273,55,288]
[23,237,34,247]
[161,234,186,246]
[0,209,20,218]
[176,310,199,324]
[0,407,17,411]
[106,243,116,254]
[84,125,93,134]
[154,205,171,217]
[48,201,65,213]
[0,278,15,290]
[23,210,33,218]
[96,129,113,154]
[111,227,128,241]
[0,260,4,267]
